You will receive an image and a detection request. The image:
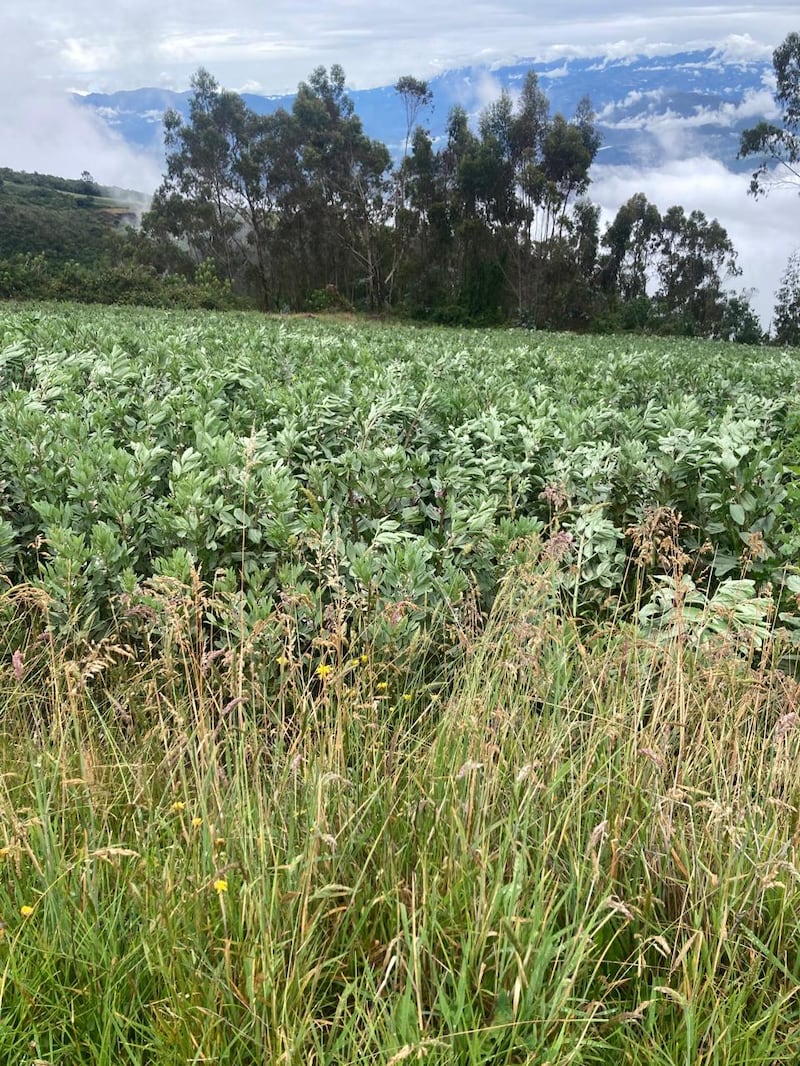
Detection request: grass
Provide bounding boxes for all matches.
[0,557,799,1063]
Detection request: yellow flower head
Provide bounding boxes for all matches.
[20,905,34,917]
[376,681,388,691]
[192,817,203,828]
[276,655,289,667]
[360,654,369,666]
[315,663,333,680]
[213,879,228,894]
[171,801,185,813]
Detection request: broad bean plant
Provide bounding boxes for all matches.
[0,304,798,647]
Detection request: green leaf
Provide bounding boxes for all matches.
[729,502,746,526]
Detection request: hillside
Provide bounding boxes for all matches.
[0,167,147,265]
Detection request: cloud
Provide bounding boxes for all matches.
[712,34,775,64]
[0,16,162,190]
[591,157,800,328]
[474,71,505,110]
[601,87,781,133]
[14,0,800,93]
[596,89,665,120]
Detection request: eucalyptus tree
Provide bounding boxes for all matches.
[143,68,291,307]
[655,206,740,335]
[144,69,243,286]
[600,195,741,335]
[388,75,433,302]
[392,71,601,324]
[774,250,800,345]
[143,64,393,310]
[290,64,392,308]
[510,80,599,322]
[601,193,663,302]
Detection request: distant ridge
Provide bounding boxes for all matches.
[74,47,775,170]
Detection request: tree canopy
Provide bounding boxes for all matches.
[109,63,758,337]
[739,32,800,196]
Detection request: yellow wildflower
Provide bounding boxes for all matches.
[171,801,185,813]
[402,692,412,702]
[192,817,203,828]
[376,681,388,691]
[360,654,369,666]
[276,655,289,667]
[20,905,34,917]
[213,879,228,894]
[315,663,333,680]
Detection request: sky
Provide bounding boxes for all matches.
[1,1,799,323]
[7,1,799,94]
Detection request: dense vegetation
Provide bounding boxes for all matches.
[0,31,797,1063]
[8,36,800,338]
[1,305,798,652]
[0,169,240,311]
[0,167,131,265]
[0,305,799,1062]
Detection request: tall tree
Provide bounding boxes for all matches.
[601,193,663,301]
[599,197,741,335]
[656,206,740,335]
[291,65,392,308]
[388,76,433,302]
[395,76,433,166]
[143,68,285,307]
[774,250,800,345]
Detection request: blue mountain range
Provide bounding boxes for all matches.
[74,47,777,172]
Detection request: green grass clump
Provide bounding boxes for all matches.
[0,559,798,1064]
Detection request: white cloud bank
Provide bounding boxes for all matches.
[13,0,800,93]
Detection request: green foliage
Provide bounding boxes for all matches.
[600,195,746,339]
[2,72,769,337]
[0,307,797,1060]
[774,249,800,346]
[0,306,796,652]
[0,166,138,267]
[304,284,355,313]
[0,252,242,310]
[719,291,766,344]
[739,31,800,196]
[0,562,799,1062]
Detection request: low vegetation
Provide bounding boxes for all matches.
[0,304,799,1062]
[0,306,797,645]
[1,555,799,1063]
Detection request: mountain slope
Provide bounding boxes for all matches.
[0,167,148,264]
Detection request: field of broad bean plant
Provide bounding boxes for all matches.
[0,303,799,1064]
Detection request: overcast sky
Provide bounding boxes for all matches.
[2,2,799,324]
[5,1,798,93]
